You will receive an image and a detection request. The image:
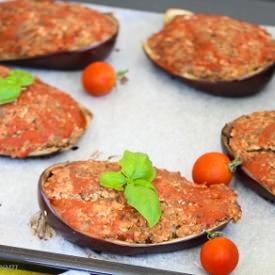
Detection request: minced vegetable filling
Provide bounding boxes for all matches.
[0,66,87,158]
[229,111,275,194]
[0,0,117,59]
[147,14,275,81]
[43,160,241,244]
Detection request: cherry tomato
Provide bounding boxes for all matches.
[200,237,239,275]
[192,152,232,186]
[82,61,116,96]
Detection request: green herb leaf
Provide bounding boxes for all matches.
[100,171,126,191]
[0,80,21,104]
[99,150,161,227]
[133,179,156,191]
[124,183,161,228]
[8,70,34,87]
[118,150,156,181]
[0,69,34,105]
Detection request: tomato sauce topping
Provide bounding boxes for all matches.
[229,112,275,154]
[0,66,88,158]
[243,152,275,194]
[229,111,275,194]
[43,160,241,244]
[0,0,117,60]
[147,14,275,80]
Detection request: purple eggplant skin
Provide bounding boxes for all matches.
[38,163,229,256]
[0,15,118,71]
[182,63,275,97]
[143,45,275,97]
[222,123,275,202]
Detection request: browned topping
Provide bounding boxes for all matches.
[146,14,275,81]
[0,0,117,60]
[0,66,90,158]
[43,160,241,244]
[228,111,275,194]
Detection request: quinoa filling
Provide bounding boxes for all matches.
[146,14,275,81]
[43,160,241,244]
[0,0,117,60]
[0,66,89,158]
[228,111,275,194]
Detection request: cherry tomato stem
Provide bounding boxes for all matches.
[228,158,242,173]
[116,69,128,80]
[207,231,224,239]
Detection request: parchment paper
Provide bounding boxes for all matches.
[0,3,275,275]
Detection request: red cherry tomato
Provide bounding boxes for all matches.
[200,237,239,275]
[192,152,232,186]
[82,61,116,96]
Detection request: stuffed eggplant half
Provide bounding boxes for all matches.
[0,0,118,70]
[39,159,241,255]
[144,10,275,97]
[222,111,275,202]
[0,65,92,158]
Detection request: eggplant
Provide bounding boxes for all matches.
[222,122,275,202]
[38,161,241,255]
[1,33,118,71]
[143,9,275,97]
[0,1,118,70]
[0,65,92,158]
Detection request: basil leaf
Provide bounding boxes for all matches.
[0,81,21,104]
[0,69,34,105]
[134,179,156,191]
[8,70,34,87]
[124,183,161,227]
[119,150,156,181]
[99,150,161,228]
[100,172,126,191]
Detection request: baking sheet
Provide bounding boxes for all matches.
[0,244,185,275]
[0,3,275,275]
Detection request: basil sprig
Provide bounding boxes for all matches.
[100,150,161,228]
[0,70,34,105]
